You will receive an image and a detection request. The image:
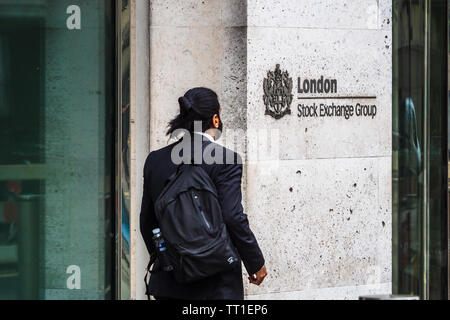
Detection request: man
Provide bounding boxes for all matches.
[140,87,266,300]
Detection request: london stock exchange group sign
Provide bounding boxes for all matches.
[263,64,378,120]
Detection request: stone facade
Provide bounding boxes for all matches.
[133,0,392,300]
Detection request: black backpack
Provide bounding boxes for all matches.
[152,163,239,284]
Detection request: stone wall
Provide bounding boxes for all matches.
[137,0,392,300]
[243,0,392,299]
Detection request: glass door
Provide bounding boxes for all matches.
[393,0,448,300]
[0,0,115,299]
[448,0,450,299]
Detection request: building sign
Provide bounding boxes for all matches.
[264,64,377,120]
[263,64,293,119]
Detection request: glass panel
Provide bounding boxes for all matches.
[0,0,115,299]
[393,0,426,297]
[119,0,131,300]
[447,0,450,299]
[427,0,448,300]
[393,0,448,299]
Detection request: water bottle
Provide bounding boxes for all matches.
[152,228,173,272]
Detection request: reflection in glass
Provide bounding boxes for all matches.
[393,0,448,299]
[119,0,131,300]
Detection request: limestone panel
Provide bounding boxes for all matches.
[150,0,221,27]
[149,26,223,149]
[247,0,383,30]
[243,157,392,296]
[246,27,392,160]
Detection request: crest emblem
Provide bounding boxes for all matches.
[263,64,293,119]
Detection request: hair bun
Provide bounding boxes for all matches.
[179,96,193,113]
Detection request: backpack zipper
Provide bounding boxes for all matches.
[199,210,211,230]
[193,193,211,230]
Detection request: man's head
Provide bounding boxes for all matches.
[167,87,223,139]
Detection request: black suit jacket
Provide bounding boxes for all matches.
[140,134,265,300]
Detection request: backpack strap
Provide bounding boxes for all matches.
[144,253,158,300]
[162,158,196,189]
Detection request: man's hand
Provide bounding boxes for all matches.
[248,265,267,286]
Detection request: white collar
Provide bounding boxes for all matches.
[194,131,215,143]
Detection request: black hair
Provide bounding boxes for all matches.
[166,87,221,136]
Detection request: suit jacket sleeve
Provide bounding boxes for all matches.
[215,161,265,275]
[139,153,158,258]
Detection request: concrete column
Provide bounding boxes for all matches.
[131,0,151,300]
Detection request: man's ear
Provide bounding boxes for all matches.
[212,114,220,129]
